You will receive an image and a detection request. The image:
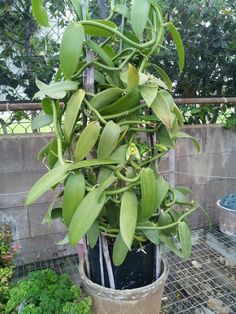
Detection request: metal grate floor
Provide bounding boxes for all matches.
[13,227,236,313]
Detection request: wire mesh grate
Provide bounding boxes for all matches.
[12,227,236,313]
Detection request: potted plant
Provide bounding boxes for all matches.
[26,0,200,312]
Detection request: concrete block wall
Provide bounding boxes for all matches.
[0,125,235,263]
[0,134,75,265]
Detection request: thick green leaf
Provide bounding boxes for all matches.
[75,122,101,161]
[25,164,70,206]
[69,159,117,171]
[82,20,117,37]
[166,22,185,73]
[75,121,101,161]
[37,142,50,160]
[172,131,200,153]
[100,89,141,115]
[64,89,85,140]
[62,172,85,225]
[97,121,120,159]
[97,168,114,185]
[90,88,123,111]
[31,0,49,27]
[41,98,54,115]
[159,233,183,258]
[175,186,192,195]
[158,212,174,236]
[60,22,84,79]
[139,85,158,107]
[127,64,139,93]
[68,190,106,245]
[34,80,78,99]
[143,229,159,245]
[32,112,53,130]
[151,90,174,129]
[172,188,190,205]
[97,174,116,200]
[178,221,192,259]
[120,190,138,249]
[110,144,128,166]
[157,125,175,149]
[112,232,129,266]
[140,168,157,221]
[156,177,169,208]
[70,0,82,18]
[114,4,131,19]
[131,0,150,39]
[86,220,99,248]
[151,64,172,92]
[87,40,114,67]
[173,103,184,126]
[48,138,58,169]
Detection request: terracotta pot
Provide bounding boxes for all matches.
[79,258,168,314]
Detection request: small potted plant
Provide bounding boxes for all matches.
[26,0,200,312]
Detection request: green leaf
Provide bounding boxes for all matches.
[172,188,190,205]
[97,174,116,200]
[151,90,174,128]
[127,64,139,93]
[87,40,114,67]
[37,142,50,160]
[41,98,54,115]
[140,168,157,221]
[86,220,99,248]
[156,177,169,208]
[114,5,131,19]
[83,20,117,37]
[175,186,192,195]
[34,80,78,99]
[157,125,175,149]
[68,159,117,172]
[97,168,114,185]
[173,103,184,126]
[25,164,70,206]
[112,232,129,266]
[60,22,84,79]
[131,0,150,39]
[70,0,82,18]
[48,138,58,169]
[100,89,141,115]
[172,131,200,153]
[178,221,192,259]
[158,212,174,236]
[68,190,106,246]
[31,0,49,27]
[75,122,101,161]
[139,85,158,107]
[151,64,172,92]
[32,112,53,130]
[143,229,159,245]
[62,172,85,225]
[90,88,123,111]
[97,121,120,159]
[166,22,185,73]
[64,89,85,140]
[120,190,138,249]
[159,233,183,258]
[110,144,128,166]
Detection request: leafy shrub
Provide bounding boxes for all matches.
[0,225,20,308]
[5,269,92,314]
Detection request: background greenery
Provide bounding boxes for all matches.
[0,0,235,127]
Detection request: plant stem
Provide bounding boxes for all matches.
[84,98,108,125]
[105,182,140,195]
[52,101,65,165]
[115,169,140,183]
[103,104,146,119]
[80,21,157,50]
